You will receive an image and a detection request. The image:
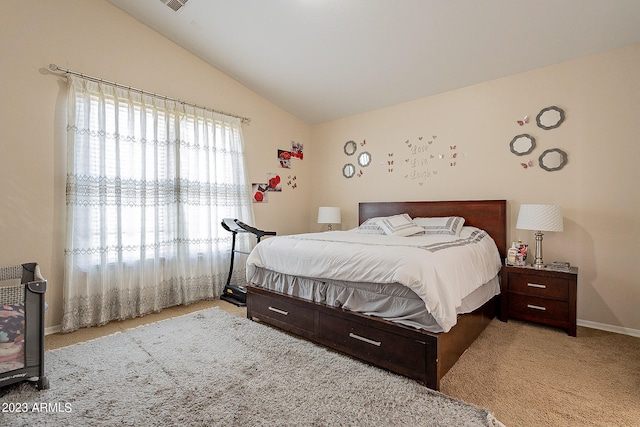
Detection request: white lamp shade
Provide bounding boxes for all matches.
[516,204,563,232]
[317,207,341,224]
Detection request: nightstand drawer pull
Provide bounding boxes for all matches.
[349,333,381,347]
[268,306,289,316]
[527,304,547,311]
[527,283,547,289]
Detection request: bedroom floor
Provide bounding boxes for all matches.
[44,301,639,427]
[44,299,244,351]
[440,319,640,427]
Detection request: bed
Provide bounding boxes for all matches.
[245,200,506,390]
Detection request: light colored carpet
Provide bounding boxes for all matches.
[441,319,640,427]
[21,299,640,426]
[2,307,502,427]
[44,299,245,351]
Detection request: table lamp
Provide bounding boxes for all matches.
[516,204,563,269]
[317,207,341,231]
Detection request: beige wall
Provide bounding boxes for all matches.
[309,44,640,333]
[0,0,311,330]
[1,1,638,334]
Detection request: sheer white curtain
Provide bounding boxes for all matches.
[62,76,254,332]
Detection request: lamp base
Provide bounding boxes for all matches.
[532,230,544,268]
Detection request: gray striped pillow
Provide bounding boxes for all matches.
[413,216,465,236]
[378,214,425,237]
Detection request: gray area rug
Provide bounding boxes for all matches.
[1,308,503,426]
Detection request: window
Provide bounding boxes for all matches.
[62,76,254,332]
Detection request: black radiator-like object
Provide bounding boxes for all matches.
[0,262,48,390]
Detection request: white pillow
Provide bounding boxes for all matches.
[355,217,386,235]
[413,216,465,236]
[378,214,425,237]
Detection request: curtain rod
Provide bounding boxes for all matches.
[48,64,251,124]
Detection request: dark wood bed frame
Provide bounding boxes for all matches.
[246,200,506,390]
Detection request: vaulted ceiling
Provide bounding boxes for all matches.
[107,0,640,124]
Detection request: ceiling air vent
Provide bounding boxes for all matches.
[160,0,189,12]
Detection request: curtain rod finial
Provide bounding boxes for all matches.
[49,64,59,72]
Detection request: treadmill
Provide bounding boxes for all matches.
[220,218,276,306]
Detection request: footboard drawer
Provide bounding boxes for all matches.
[248,291,316,336]
[317,312,427,380]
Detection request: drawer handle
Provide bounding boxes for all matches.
[527,304,547,311]
[268,306,289,316]
[527,283,547,289]
[349,333,381,347]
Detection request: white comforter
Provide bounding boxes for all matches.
[246,227,502,332]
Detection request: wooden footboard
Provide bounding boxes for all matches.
[247,285,495,390]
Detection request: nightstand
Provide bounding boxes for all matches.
[499,264,577,336]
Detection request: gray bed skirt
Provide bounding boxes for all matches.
[248,267,500,333]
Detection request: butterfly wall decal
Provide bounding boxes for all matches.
[517,115,529,126]
[521,160,534,169]
[287,175,298,188]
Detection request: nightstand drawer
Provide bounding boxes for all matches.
[507,293,568,324]
[508,273,569,301]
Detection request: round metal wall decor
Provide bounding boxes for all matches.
[536,106,565,130]
[538,148,568,171]
[342,163,356,178]
[358,151,371,167]
[344,140,357,156]
[509,134,536,156]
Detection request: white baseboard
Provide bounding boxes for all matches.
[45,325,62,336]
[577,319,640,338]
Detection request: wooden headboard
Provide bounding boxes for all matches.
[359,200,507,261]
